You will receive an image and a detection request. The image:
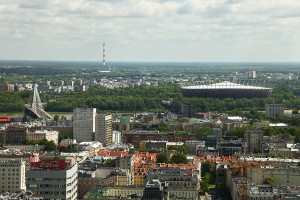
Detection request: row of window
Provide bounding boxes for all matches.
[2,177,20,180]
[29,184,66,188]
[1,185,19,188]
[28,178,66,181]
[1,168,19,171]
[1,173,19,176]
[39,191,66,195]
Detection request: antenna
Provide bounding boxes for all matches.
[103,42,106,66]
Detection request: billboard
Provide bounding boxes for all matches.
[31,159,66,170]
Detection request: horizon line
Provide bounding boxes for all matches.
[1,59,300,64]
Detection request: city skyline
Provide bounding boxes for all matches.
[0,0,300,62]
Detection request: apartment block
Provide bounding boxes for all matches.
[0,158,26,194]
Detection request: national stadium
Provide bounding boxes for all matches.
[181,81,272,98]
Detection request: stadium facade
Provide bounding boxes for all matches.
[181,81,272,98]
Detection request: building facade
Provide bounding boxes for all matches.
[73,108,97,142]
[96,114,112,146]
[265,104,284,117]
[27,130,59,144]
[0,126,28,144]
[244,129,263,154]
[0,158,26,194]
[123,131,203,146]
[27,157,78,200]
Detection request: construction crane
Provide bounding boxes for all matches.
[229,156,275,200]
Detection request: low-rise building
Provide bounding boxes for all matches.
[4,145,44,152]
[26,129,59,144]
[217,138,246,156]
[146,167,200,188]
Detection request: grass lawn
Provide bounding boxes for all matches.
[0,112,24,116]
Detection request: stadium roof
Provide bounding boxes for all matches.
[182,81,271,90]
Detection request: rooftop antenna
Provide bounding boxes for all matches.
[103,42,106,66]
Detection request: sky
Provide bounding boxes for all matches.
[0,0,300,62]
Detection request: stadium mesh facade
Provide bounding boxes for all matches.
[181,81,272,98]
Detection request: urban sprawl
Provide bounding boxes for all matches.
[0,62,300,200]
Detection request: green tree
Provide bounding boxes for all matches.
[39,138,48,145]
[22,139,36,145]
[216,182,230,199]
[200,180,209,193]
[170,153,188,164]
[292,110,299,115]
[197,126,213,135]
[201,161,214,176]
[168,146,188,154]
[263,176,278,185]
[158,122,169,132]
[106,158,116,167]
[44,140,57,152]
[54,114,60,122]
[203,173,213,184]
[253,147,260,154]
[156,152,169,163]
[67,144,77,152]
[39,138,57,152]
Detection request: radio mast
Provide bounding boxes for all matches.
[103,42,106,66]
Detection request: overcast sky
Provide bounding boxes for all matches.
[0,0,300,62]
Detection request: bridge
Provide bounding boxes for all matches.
[25,84,53,120]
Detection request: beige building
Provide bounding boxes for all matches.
[133,175,145,186]
[96,114,112,146]
[27,130,59,144]
[268,147,300,159]
[0,158,26,194]
[248,166,300,186]
[169,187,198,199]
[108,186,143,198]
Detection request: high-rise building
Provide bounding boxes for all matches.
[0,158,26,194]
[73,108,97,142]
[96,114,112,146]
[265,104,284,117]
[27,157,78,200]
[244,129,263,154]
[58,80,64,86]
[248,71,256,79]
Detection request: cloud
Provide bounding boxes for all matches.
[0,0,300,61]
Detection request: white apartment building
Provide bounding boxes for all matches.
[73,108,97,142]
[112,130,122,144]
[0,158,26,194]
